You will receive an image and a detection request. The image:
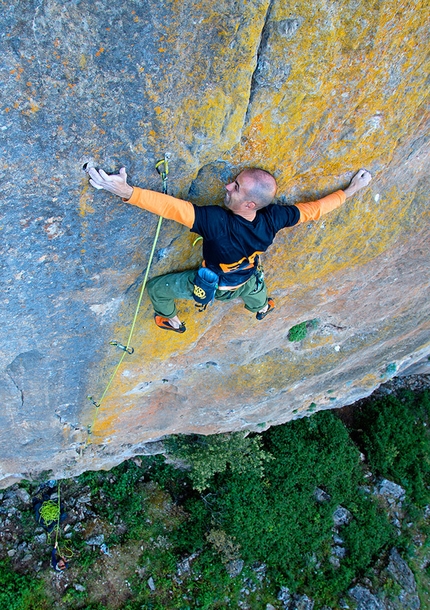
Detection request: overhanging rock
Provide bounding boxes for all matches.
[0,0,428,486]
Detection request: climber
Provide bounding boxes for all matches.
[51,544,68,571]
[88,166,371,333]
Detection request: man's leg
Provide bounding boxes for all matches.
[147,270,196,329]
[239,276,270,314]
[215,275,270,315]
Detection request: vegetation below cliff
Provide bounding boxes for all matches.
[1,389,429,610]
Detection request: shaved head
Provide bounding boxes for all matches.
[241,168,277,208]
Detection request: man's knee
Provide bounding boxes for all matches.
[146,276,157,299]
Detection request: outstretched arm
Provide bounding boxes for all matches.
[295,169,372,223]
[87,167,195,228]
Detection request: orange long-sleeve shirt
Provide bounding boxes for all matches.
[125,188,346,227]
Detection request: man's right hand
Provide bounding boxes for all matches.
[344,168,372,199]
[88,167,134,200]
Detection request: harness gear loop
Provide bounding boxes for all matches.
[85,155,169,443]
[109,340,134,355]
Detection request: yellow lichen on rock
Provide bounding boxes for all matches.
[1,0,428,482]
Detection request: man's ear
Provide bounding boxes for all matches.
[245,201,257,209]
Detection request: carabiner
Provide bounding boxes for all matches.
[155,154,169,177]
[155,154,170,194]
[109,341,134,355]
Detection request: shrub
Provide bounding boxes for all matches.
[201,412,394,603]
[354,390,430,505]
[288,321,308,342]
[78,460,147,538]
[0,560,50,610]
[165,432,272,492]
[288,319,318,342]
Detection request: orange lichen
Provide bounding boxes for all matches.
[79,0,428,448]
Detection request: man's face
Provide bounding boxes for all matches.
[224,171,254,212]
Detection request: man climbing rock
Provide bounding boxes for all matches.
[88,166,371,333]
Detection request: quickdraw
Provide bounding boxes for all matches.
[109,341,134,355]
[155,154,170,195]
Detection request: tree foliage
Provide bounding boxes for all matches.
[354,390,430,505]
[165,432,272,491]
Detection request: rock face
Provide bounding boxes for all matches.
[0,1,429,486]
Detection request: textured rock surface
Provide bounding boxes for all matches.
[0,0,429,486]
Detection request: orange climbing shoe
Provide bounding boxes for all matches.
[154,315,186,333]
[256,298,275,320]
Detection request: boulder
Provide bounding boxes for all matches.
[375,480,406,504]
[349,585,385,610]
[384,548,420,610]
[333,506,352,527]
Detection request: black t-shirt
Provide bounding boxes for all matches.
[191,203,300,286]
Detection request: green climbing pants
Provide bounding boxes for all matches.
[147,269,268,318]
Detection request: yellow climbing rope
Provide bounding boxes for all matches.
[85,156,169,445]
[39,500,60,529]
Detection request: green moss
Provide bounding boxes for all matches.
[288,319,319,342]
[288,321,308,342]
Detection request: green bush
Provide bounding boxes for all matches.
[288,321,308,342]
[166,412,394,605]
[78,460,147,538]
[165,432,272,491]
[0,560,50,610]
[288,319,318,342]
[354,390,430,505]
[4,391,428,609]
[206,412,394,602]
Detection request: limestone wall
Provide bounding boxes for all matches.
[1,0,428,486]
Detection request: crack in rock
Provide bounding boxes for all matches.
[244,8,304,125]
[5,350,45,410]
[6,370,24,408]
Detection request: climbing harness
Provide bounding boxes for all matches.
[85,155,169,444]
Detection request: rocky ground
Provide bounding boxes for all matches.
[0,375,429,609]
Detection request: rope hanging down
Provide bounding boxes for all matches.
[85,155,170,444]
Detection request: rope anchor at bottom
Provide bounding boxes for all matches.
[110,340,134,354]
